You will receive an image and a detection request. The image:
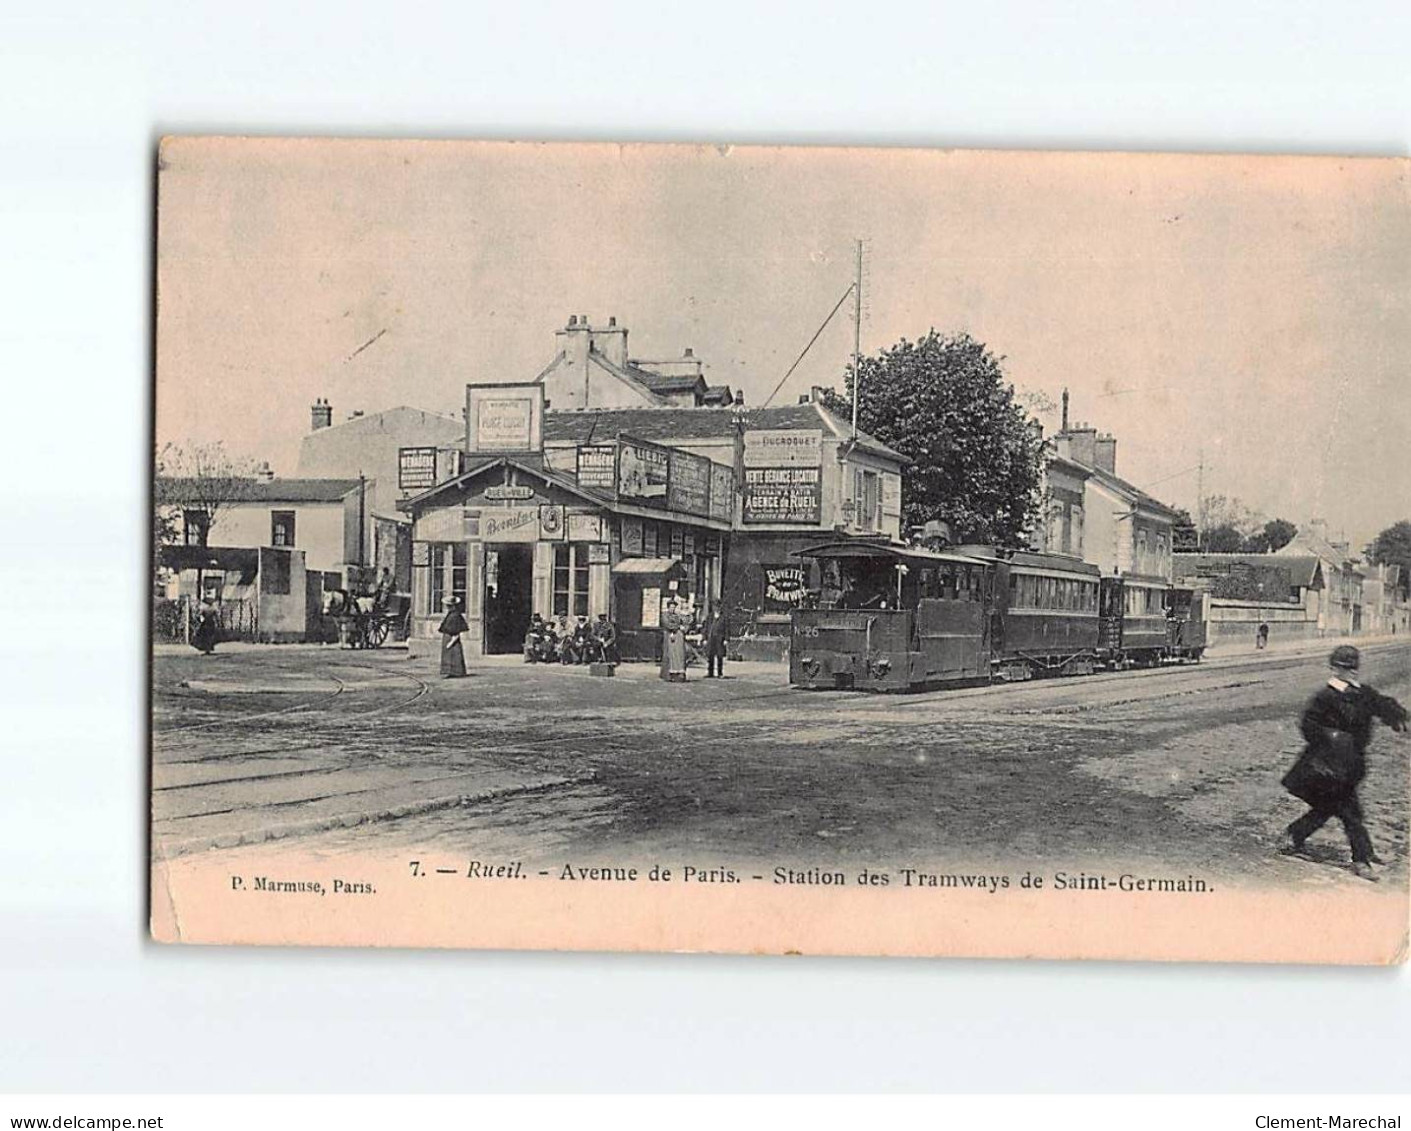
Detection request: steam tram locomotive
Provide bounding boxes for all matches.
[788,541,1206,692]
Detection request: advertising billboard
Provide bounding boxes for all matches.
[617,437,670,506]
[742,466,822,525]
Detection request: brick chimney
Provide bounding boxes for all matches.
[554,314,593,408]
[310,397,332,431]
[1093,432,1117,474]
[589,314,629,368]
[1067,422,1097,468]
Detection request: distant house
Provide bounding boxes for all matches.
[1276,520,1365,634]
[535,315,734,410]
[295,402,466,591]
[155,475,363,578]
[1051,405,1180,582]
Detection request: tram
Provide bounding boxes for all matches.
[788,541,1206,692]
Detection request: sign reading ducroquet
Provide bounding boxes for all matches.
[742,466,822,525]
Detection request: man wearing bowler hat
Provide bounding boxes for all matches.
[1281,645,1407,880]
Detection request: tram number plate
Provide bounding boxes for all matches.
[797,625,820,638]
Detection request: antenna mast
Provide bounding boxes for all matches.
[852,238,862,435]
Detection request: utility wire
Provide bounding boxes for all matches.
[762,284,856,407]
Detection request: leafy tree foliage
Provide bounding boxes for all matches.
[1171,509,1198,552]
[1203,523,1244,553]
[1369,520,1411,574]
[819,331,1045,546]
[1242,518,1298,554]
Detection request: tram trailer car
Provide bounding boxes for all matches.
[789,542,1206,692]
[960,546,1102,680]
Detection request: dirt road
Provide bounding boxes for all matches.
[151,640,1411,890]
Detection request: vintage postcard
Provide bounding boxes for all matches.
[150,138,1410,963]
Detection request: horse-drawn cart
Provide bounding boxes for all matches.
[325,590,410,649]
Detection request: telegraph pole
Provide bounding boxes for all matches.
[852,238,862,436]
[1195,450,1205,551]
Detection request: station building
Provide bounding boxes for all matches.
[399,382,733,660]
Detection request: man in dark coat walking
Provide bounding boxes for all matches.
[704,605,729,678]
[1281,645,1407,880]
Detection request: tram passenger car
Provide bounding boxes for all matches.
[788,541,1205,692]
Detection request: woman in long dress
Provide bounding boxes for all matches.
[191,598,219,655]
[438,597,468,679]
[661,599,688,682]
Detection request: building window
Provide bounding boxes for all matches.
[430,543,467,614]
[271,510,296,547]
[182,509,209,546]
[854,469,880,532]
[553,544,590,618]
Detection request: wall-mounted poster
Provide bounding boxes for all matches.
[640,587,661,629]
[398,446,439,491]
[670,529,684,558]
[742,466,822,525]
[617,437,670,505]
[667,449,711,516]
[708,462,735,522]
[643,523,658,557]
[762,564,808,612]
[567,513,603,543]
[576,445,617,489]
[620,516,643,556]
[743,428,822,468]
[587,543,610,565]
[465,383,543,452]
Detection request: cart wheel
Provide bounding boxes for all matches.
[370,619,390,649]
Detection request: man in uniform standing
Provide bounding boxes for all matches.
[1281,645,1407,880]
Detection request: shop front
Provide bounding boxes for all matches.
[401,456,729,660]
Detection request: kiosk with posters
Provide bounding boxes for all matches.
[611,557,688,662]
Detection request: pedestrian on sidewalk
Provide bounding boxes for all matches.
[660,598,688,682]
[704,605,729,678]
[438,597,469,679]
[1256,622,1269,650]
[1280,645,1407,880]
[191,597,219,655]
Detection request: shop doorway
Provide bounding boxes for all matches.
[483,543,533,654]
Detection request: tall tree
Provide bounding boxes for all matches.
[1369,520,1411,573]
[1204,523,1244,553]
[819,331,1045,546]
[1242,517,1298,554]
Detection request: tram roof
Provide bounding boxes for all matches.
[792,541,990,566]
[958,545,1103,577]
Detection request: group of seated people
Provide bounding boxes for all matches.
[524,613,620,665]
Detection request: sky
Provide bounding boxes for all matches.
[156,139,1410,549]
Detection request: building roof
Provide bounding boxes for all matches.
[633,371,706,395]
[1081,464,1183,520]
[1277,528,1361,570]
[156,477,361,504]
[396,454,732,530]
[1173,552,1324,589]
[541,401,908,464]
[302,404,463,439]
